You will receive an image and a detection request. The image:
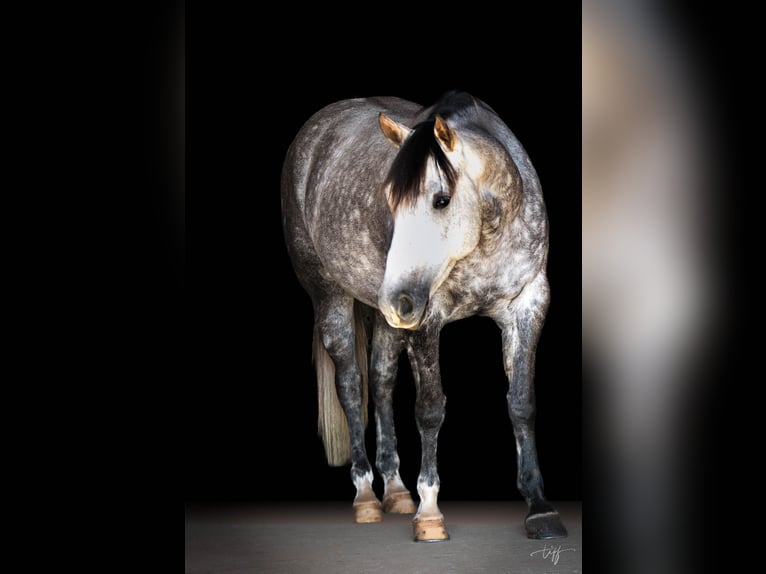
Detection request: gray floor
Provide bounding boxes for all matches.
[185,501,582,573]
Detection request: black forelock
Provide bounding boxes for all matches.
[384,91,477,211]
[385,120,456,211]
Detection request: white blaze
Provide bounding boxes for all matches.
[384,205,455,296]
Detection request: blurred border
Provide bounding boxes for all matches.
[583,1,738,573]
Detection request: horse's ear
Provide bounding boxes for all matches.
[378,113,412,147]
[434,114,457,152]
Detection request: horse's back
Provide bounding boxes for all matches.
[282,96,420,211]
[282,97,421,305]
[287,97,420,158]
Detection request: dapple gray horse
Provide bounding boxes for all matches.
[281,91,567,541]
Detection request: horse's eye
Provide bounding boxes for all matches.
[433,194,451,210]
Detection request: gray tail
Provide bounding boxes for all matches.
[313,300,370,467]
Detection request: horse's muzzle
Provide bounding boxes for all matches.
[378,289,428,330]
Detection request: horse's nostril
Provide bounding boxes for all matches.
[398,294,414,319]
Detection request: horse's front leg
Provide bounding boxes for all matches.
[406,327,449,541]
[497,277,568,539]
[370,314,417,514]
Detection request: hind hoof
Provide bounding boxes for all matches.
[353,500,383,523]
[383,491,417,514]
[413,517,450,542]
[525,511,568,539]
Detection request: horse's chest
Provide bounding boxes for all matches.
[435,253,537,321]
[436,265,503,320]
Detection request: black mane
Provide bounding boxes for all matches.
[385,91,476,211]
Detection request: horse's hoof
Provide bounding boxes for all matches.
[383,490,417,514]
[353,500,383,523]
[413,517,450,542]
[525,510,568,539]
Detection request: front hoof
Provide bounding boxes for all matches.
[353,500,382,523]
[413,517,450,542]
[383,491,417,514]
[525,511,568,539]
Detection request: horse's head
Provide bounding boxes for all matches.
[376,112,485,329]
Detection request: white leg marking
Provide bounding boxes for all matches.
[415,480,442,520]
[384,473,407,496]
[354,470,376,502]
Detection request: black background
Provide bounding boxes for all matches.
[182,4,581,503]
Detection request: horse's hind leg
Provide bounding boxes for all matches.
[370,314,417,514]
[315,294,381,523]
[497,277,568,539]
